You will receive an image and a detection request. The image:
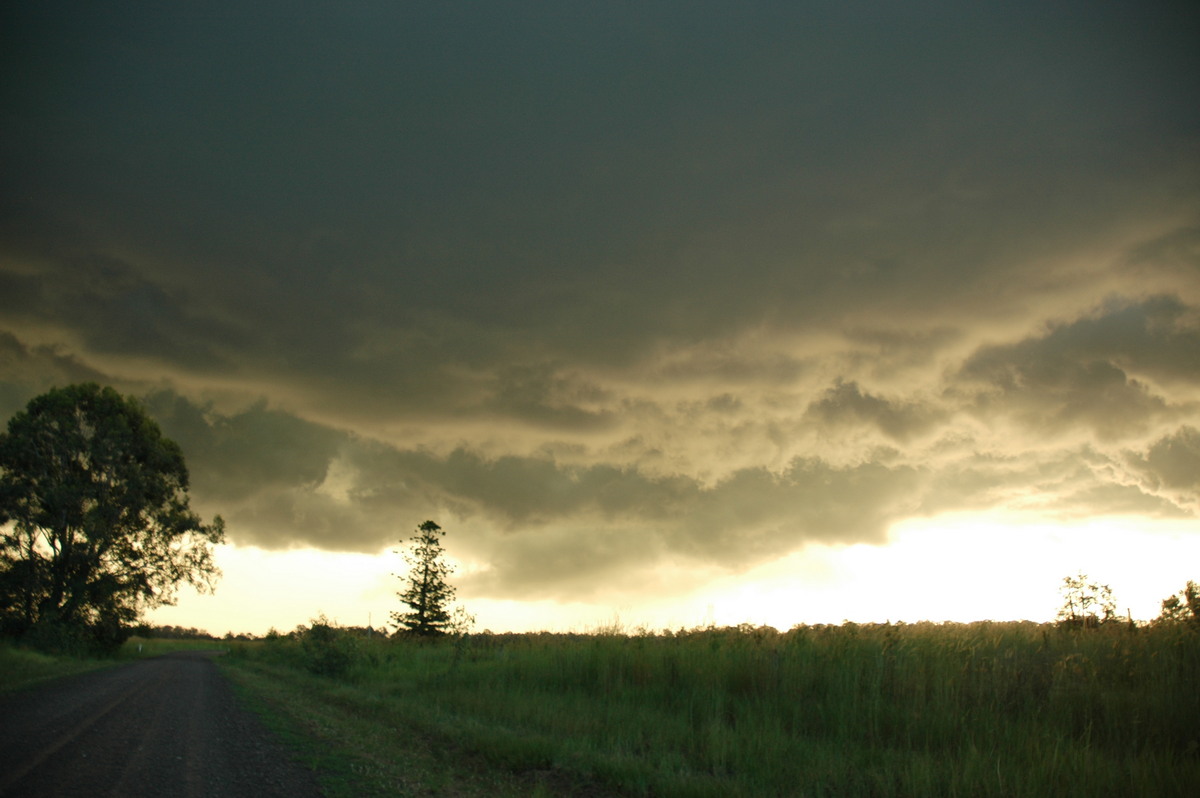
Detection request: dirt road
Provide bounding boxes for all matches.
[0,651,322,797]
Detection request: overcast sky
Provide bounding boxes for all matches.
[2,2,1198,633]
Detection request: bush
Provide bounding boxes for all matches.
[15,613,132,658]
[300,616,356,678]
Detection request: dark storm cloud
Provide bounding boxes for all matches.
[1122,226,1200,284]
[0,243,244,371]
[142,392,345,503]
[1124,426,1200,512]
[406,453,927,600]
[3,356,1195,599]
[132,390,925,568]
[482,362,618,432]
[0,332,108,419]
[1138,427,1200,492]
[805,380,945,443]
[839,327,963,382]
[956,296,1198,440]
[655,345,809,386]
[4,1,1198,378]
[139,388,1189,599]
[1011,296,1200,384]
[2,2,1199,602]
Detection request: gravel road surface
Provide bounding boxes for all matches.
[0,651,323,798]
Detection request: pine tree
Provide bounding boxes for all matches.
[391,520,455,636]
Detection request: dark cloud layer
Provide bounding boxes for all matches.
[957,296,1197,440]
[1126,426,1200,513]
[805,380,945,443]
[1,2,1198,603]
[113,377,1200,596]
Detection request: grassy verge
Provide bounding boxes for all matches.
[0,636,230,694]
[218,656,608,797]
[222,621,1200,798]
[0,640,114,693]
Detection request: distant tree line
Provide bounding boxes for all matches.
[132,623,219,640]
[1057,570,1200,630]
[1158,580,1200,626]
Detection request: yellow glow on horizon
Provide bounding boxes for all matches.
[149,546,395,635]
[150,514,1200,636]
[700,513,1200,629]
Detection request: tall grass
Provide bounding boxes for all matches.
[228,621,1200,797]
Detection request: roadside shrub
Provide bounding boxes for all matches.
[17,614,131,657]
[300,616,356,678]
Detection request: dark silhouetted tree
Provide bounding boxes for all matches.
[1056,571,1117,629]
[0,384,224,652]
[1158,580,1200,626]
[391,520,455,636]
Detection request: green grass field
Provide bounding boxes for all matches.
[221,620,1200,797]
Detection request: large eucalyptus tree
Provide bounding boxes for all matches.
[0,383,224,651]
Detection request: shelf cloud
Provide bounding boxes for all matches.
[2,2,1198,608]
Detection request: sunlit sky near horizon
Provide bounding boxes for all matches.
[2,2,1199,635]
